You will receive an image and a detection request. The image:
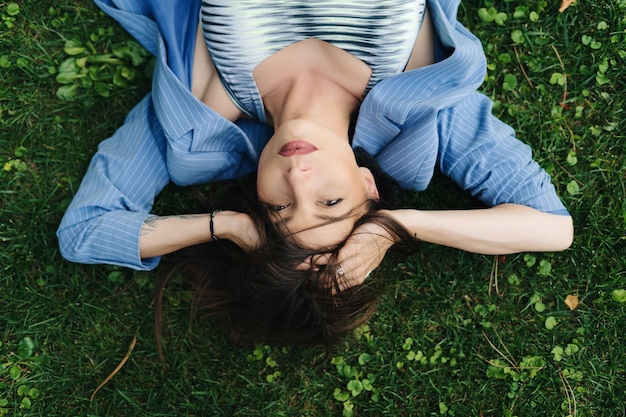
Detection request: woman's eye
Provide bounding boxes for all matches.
[323,198,343,207]
[271,204,290,212]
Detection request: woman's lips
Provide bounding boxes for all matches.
[279,141,318,156]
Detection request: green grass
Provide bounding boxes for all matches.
[1,0,625,416]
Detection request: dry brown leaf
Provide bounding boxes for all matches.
[90,336,138,402]
[565,294,579,310]
[559,0,575,13]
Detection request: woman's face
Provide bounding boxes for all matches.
[257,119,379,249]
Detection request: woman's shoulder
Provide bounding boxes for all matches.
[191,26,243,121]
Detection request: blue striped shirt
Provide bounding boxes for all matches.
[57,0,569,270]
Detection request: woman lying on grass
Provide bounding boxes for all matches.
[57,0,573,348]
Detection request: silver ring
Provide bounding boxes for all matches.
[336,264,346,279]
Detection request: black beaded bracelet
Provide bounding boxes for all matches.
[210,209,222,241]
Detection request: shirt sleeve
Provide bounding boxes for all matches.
[56,95,170,270]
[355,0,568,216]
[437,92,570,215]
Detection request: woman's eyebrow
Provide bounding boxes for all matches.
[281,215,339,225]
[281,210,355,226]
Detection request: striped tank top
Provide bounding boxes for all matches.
[200,0,426,122]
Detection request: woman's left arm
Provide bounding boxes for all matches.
[386,204,573,255]
[138,210,260,259]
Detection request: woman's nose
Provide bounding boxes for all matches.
[285,165,311,177]
[285,165,312,183]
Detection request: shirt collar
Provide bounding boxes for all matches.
[151,38,262,160]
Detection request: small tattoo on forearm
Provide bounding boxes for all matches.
[140,214,206,235]
[140,216,157,234]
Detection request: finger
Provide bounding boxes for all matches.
[336,268,374,292]
[363,270,373,281]
[311,253,331,266]
[296,256,323,271]
[295,262,310,271]
[295,261,319,271]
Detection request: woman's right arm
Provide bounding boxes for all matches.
[312,205,572,289]
[386,204,573,255]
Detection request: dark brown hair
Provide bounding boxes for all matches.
[154,148,416,360]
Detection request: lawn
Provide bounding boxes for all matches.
[1,0,625,416]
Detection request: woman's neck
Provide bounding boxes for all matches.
[254,39,371,139]
[263,72,360,139]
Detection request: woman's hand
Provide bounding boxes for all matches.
[301,219,399,290]
[216,211,261,252]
